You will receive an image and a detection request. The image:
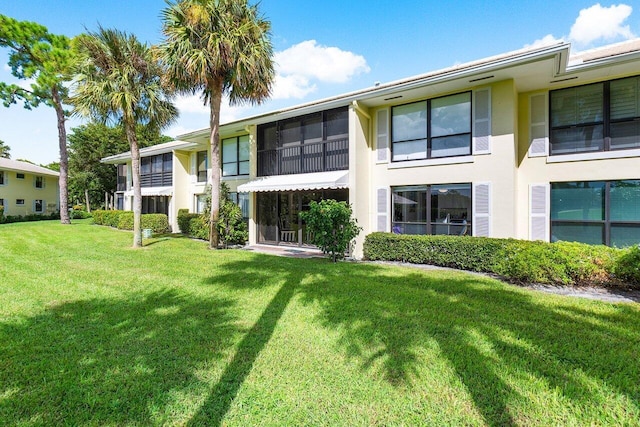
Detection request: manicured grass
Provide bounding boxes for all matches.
[1,220,639,426]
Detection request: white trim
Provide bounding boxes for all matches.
[546,148,640,163]
[388,156,474,169]
[376,108,390,163]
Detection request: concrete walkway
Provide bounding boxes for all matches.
[243,245,639,304]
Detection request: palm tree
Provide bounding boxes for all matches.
[71,28,178,248]
[160,0,275,249]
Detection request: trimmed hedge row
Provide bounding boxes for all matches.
[177,209,209,240]
[0,210,60,224]
[92,210,170,234]
[364,232,639,288]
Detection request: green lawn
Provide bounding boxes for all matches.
[1,220,639,426]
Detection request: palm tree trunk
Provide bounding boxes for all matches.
[52,86,70,224]
[125,120,143,248]
[208,78,223,249]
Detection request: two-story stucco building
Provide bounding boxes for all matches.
[0,158,60,217]
[104,39,640,258]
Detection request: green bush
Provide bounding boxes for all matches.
[300,199,361,262]
[93,210,170,234]
[364,232,627,287]
[177,209,209,240]
[613,245,640,286]
[217,183,248,247]
[0,211,60,224]
[71,210,92,219]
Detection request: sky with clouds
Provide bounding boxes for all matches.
[1,1,639,165]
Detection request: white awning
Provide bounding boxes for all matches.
[237,171,349,193]
[124,187,173,197]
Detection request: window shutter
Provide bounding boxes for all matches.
[472,88,491,154]
[376,187,389,232]
[42,177,46,189]
[529,184,549,241]
[190,153,197,183]
[528,93,549,157]
[376,108,389,163]
[473,182,491,237]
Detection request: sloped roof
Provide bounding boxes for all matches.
[0,158,60,177]
[568,38,640,65]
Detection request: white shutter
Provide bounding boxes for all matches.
[473,182,491,237]
[529,184,550,241]
[376,187,389,232]
[472,88,491,154]
[190,153,197,183]
[528,93,549,157]
[376,109,389,163]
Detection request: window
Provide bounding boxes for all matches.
[16,173,25,179]
[222,135,250,176]
[197,151,208,183]
[35,176,44,188]
[392,183,471,235]
[257,107,349,176]
[551,180,640,247]
[550,76,640,155]
[116,193,124,210]
[140,153,172,187]
[392,92,471,161]
[34,199,43,213]
[0,171,4,185]
[195,194,207,214]
[16,199,25,205]
[117,164,127,191]
[228,191,250,219]
[0,198,4,207]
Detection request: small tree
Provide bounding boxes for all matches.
[203,182,248,248]
[300,199,362,262]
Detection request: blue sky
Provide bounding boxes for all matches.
[1,0,639,165]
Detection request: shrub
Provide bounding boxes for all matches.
[613,245,640,286]
[364,232,627,287]
[300,199,361,262]
[217,183,248,247]
[71,210,92,219]
[0,211,60,224]
[116,211,170,233]
[0,205,4,223]
[178,209,207,239]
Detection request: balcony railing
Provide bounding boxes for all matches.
[140,171,172,187]
[257,137,349,176]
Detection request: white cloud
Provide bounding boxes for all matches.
[272,40,370,99]
[165,124,196,139]
[174,93,209,115]
[525,34,565,49]
[569,3,635,45]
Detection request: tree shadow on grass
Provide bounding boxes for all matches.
[0,290,239,425]
[294,262,640,425]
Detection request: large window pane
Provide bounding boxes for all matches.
[611,224,640,248]
[392,139,427,161]
[303,114,322,143]
[610,76,640,120]
[392,187,427,234]
[222,163,238,177]
[551,223,604,245]
[610,180,640,221]
[430,92,471,138]
[222,138,237,162]
[326,108,348,138]
[550,125,604,154]
[430,184,471,236]
[431,135,471,158]
[280,120,301,146]
[239,161,250,175]
[551,182,605,220]
[197,151,207,182]
[239,135,250,161]
[551,83,603,127]
[392,101,427,142]
[610,121,640,150]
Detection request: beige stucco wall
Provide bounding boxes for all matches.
[349,104,371,258]
[0,170,59,216]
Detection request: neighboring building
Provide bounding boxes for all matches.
[0,158,60,216]
[104,39,640,257]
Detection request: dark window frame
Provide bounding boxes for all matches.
[140,153,173,187]
[35,176,44,189]
[34,199,44,213]
[551,179,640,247]
[222,135,250,177]
[391,91,472,162]
[16,199,25,205]
[197,151,208,183]
[391,183,472,236]
[0,171,4,185]
[550,75,640,155]
[16,173,25,179]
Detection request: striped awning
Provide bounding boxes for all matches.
[237,171,349,193]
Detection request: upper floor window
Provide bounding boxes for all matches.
[550,76,640,155]
[116,164,127,191]
[16,173,25,179]
[197,151,208,182]
[222,135,250,177]
[257,107,349,176]
[35,176,44,188]
[0,171,4,185]
[140,153,172,187]
[392,92,471,161]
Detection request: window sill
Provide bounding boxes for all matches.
[222,175,250,182]
[547,148,640,163]
[387,156,474,169]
